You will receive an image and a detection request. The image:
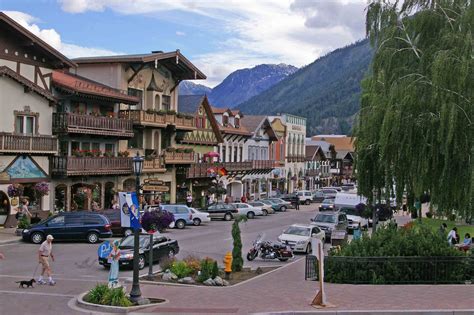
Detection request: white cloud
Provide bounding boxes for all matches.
[2,10,121,59]
[175,31,186,36]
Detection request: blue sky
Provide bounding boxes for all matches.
[0,0,367,86]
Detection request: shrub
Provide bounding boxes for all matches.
[159,256,175,271]
[170,260,192,279]
[17,216,30,229]
[231,215,247,272]
[183,255,201,275]
[197,257,215,282]
[100,287,132,307]
[85,283,109,304]
[211,261,219,279]
[425,212,433,218]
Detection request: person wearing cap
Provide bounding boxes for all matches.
[38,235,55,285]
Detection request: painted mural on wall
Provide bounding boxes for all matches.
[5,156,47,179]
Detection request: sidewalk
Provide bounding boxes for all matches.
[133,257,474,314]
[0,227,21,245]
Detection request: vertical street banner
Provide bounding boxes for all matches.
[119,192,141,230]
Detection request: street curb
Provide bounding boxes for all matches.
[75,291,168,314]
[0,238,21,245]
[253,310,474,315]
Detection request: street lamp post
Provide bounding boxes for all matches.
[130,152,144,303]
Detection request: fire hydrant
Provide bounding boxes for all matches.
[223,251,233,280]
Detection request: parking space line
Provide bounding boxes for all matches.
[0,290,75,298]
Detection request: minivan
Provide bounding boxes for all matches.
[22,211,112,244]
[160,204,194,229]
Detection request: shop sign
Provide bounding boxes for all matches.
[142,185,170,192]
[143,179,164,186]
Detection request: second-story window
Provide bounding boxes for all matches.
[162,95,171,111]
[223,115,229,127]
[235,117,240,128]
[128,88,143,109]
[15,115,35,135]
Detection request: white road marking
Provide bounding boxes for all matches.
[0,290,74,298]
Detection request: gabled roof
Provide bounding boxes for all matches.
[73,50,205,80]
[177,95,223,143]
[240,115,266,133]
[0,66,56,102]
[52,71,139,104]
[211,106,233,115]
[0,12,75,69]
[312,135,354,152]
[305,145,326,161]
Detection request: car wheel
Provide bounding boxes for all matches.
[124,228,133,236]
[305,244,312,254]
[280,206,287,212]
[247,211,255,219]
[138,255,146,270]
[224,213,233,221]
[175,220,186,229]
[87,232,99,244]
[31,232,44,244]
[168,249,175,259]
[262,210,268,216]
[193,218,201,226]
[305,200,311,205]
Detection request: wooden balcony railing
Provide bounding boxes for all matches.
[119,110,195,130]
[0,133,57,154]
[186,160,275,178]
[142,157,166,173]
[53,113,134,137]
[51,156,132,176]
[286,155,305,163]
[163,151,195,164]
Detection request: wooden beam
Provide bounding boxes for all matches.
[127,64,145,83]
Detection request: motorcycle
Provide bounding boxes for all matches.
[246,234,293,262]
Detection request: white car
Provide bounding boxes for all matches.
[189,208,211,226]
[339,208,368,230]
[277,224,325,254]
[231,203,264,219]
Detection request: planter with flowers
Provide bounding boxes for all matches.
[8,183,24,198]
[118,151,130,157]
[103,151,114,158]
[34,182,50,197]
[72,149,84,157]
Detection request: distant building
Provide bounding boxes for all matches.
[282,114,306,192]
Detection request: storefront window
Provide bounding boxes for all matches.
[54,185,67,212]
[0,192,9,216]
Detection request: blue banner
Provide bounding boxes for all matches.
[130,192,141,230]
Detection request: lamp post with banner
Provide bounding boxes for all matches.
[129,152,144,303]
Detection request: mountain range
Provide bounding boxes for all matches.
[179,63,298,108]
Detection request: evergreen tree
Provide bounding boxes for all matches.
[356,0,473,219]
[231,215,247,272]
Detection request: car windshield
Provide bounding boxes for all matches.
[322,199,334,204]
[314,214,337,223]
[284,226,310,236]
[120,235,150,248]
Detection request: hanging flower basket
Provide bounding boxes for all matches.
[34,182,50,197]
[7,184,24,198]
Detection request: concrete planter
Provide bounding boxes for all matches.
[76,292,167,314]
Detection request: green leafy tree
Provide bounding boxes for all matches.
[231,215,247,272]
[356,0,473,219]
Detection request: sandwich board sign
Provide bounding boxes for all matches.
[118,192,141,230]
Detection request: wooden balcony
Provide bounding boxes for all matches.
[53,113,134,137]
[186,160,275,178]
[119,110,195,130]
[286,155,305,163]
[0,133,57,154]
[163,151,195,164]
[142,157,167,173]
[51,156,132,176]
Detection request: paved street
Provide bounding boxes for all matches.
[0,205,318,315]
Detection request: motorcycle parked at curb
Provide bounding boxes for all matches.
[246,234,293,262]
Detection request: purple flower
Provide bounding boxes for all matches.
[141,210,175,232]
[34,182,50,196]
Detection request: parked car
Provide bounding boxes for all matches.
[312,190,326,203]
[98,233,179,270]
[160,205,194,229]
[277,224,325,254]
[296,190,313,205]
[22,211,113,244]
[310,212,348,240]
[203,203,239,221]
[320,188,339,199]
[189,207,211,226]
[260,199,282,212]
[98,209,134,236]
[339,207,368,230]
[319,198,335,211]
[266,198,291,211]
[248,201,274,215]
[231,203,264,219]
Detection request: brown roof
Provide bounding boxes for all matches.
[219,124,252,136]
[52,71,139,104]
[311,135,354,152]
[0,12,76,69]
[73,50,205,80]
[240,115,266,133]
[210,106,231,115]
[0,66,56,102]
